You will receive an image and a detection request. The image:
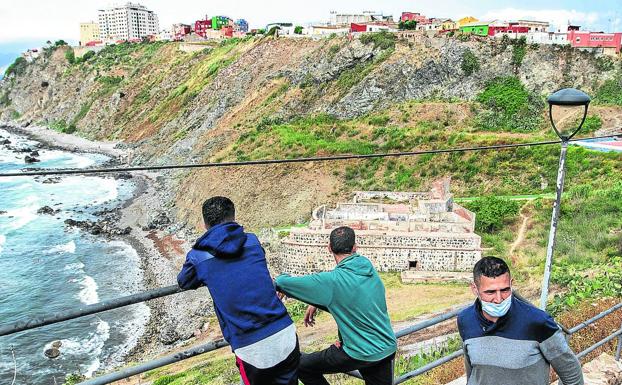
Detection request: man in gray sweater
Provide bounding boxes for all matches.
[457,257,583,385]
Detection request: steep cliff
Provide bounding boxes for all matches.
[1,34,621,230]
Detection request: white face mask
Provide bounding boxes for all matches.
[480,294,512,318]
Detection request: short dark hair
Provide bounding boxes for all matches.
[202,196,235,227]
[473,256,510,285]
[329,226,355,255]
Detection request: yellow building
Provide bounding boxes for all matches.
[80,22,100,45]
[457,16,479,28]
[442,19,458,31]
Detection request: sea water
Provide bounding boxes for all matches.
[0,128,150,384]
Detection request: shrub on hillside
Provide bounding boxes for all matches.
[461,49,480,76]
[580,115,603,134]
[5,56,28,77]
[511,36,527,67]
[64,48,76,64]
[360,31,396,50]
[475,76,544,132]
[465,196,521,233]
[594,77,622,105]
[595,56,615,72]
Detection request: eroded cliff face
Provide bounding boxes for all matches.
[0,35,618,230]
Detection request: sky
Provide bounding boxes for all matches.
[0,0,620,74]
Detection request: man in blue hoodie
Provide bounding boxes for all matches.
[177,196,299,385]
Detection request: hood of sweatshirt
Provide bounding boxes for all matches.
[337,254,374,277]
[194,222,248,258]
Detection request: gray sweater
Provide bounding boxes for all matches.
[457,296,583,385]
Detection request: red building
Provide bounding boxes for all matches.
[489,25,530,36]
[400,12,428,24]
[222,25,234,38]
[350,23,367,32]
[568,30,622,54]
[195,19,212,37]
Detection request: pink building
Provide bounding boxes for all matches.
[568,30,622,55]
[400,12,428,24]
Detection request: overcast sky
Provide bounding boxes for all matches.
[0,0,620,72]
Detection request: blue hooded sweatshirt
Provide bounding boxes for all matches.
[177,222,293,350]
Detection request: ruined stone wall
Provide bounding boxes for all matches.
[274,230,481,274]
[353,191,430,202]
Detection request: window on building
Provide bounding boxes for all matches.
[409,261,419,270]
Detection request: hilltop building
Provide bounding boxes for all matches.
[568,29,622,56]
[79,22,101,46]
[274,179,482,275]
[98,2,159,42]
[400,12,429,24]
[329,11,393,26]
[457,16,479,28]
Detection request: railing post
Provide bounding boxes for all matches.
[391,358,396,385]
[616,321,622,361]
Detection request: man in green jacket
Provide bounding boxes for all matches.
[275,226,397,385]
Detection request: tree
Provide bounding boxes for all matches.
[461,49,480,76]
[64,48,76,64]
[398,20,418,30]
[294,26,303,34]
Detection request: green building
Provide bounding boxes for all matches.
[459,22,490,37]
[211,16,230,30]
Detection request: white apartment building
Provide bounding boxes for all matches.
[329,11,390,26]
[98,2,159,41]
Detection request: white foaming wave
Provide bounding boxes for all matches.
[61,176,119,206]
[76,275,100,305]
[44,320,110,377]
[38,150,98,169]
[49,240,76,254]
[0,204,39,232]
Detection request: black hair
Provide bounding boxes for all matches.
[473,256,510,285]
[202,196,235,227]
[329,226,355,255]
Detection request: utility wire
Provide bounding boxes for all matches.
[0,134,619,178]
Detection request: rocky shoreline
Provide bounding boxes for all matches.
[0,123,214,372]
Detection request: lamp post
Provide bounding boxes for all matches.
[540,88,591,310]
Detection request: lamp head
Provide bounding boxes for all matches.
[547,88,591,141]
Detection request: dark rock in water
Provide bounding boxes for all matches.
[1,139,10,145]
[30,150,40,157]
[64,218,130,237]
[37,206,59,215]
[44,348,60,359]
[51,341,62,349]
[25,155,40,163]
[148,212,171,230]
[0,211,7,215]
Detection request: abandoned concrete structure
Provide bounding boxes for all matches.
[274,179,482,274]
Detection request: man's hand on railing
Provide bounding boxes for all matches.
[304,305,317,327]
[277,291,287,301]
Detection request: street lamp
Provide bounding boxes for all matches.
[540,88,591,310]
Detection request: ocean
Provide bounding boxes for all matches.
[0,128,149,384]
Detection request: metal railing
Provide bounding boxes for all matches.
[0,281,620,385]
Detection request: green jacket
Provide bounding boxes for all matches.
[275,254,397,362]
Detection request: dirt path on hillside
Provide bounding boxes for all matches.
[509,204,530,259]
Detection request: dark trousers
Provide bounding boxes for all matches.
[236,340,300,385]
[299,344,394,385]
